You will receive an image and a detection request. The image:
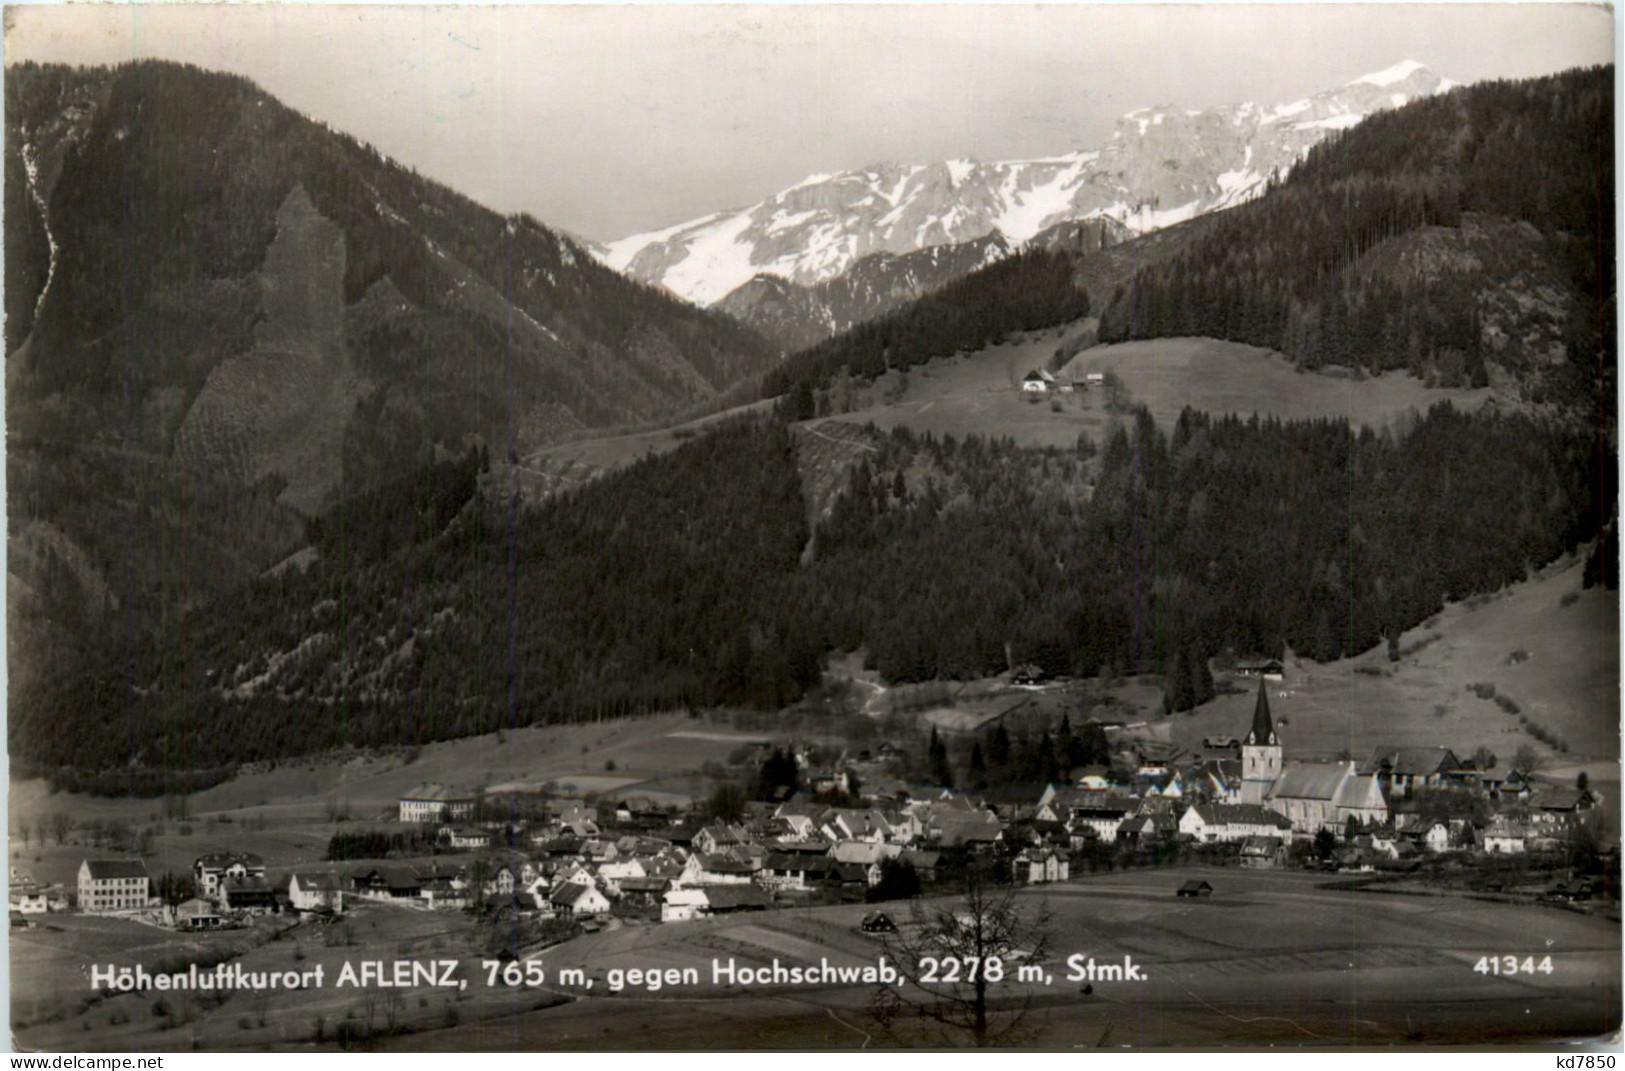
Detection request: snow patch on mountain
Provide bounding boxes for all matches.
[1352,58,1430,87]
[605,61,1461,305]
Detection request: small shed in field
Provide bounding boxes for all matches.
[1176,880,1214,899]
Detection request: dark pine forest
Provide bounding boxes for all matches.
[15,400,1609,785]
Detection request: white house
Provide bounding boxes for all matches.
[550,882,610,918]
[1396,816,1452,854]
[596,857,647,896]
[288,872,345,914]
[682,852,757,886]
[1013,848,1068,884]
[1482,821,1528,855]
[661,888,709,923]
[11,889,49,915]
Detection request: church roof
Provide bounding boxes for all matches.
[1244,680,1277,746]
[1268,763,1349,801]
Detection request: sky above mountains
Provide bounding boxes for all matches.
[6,3,1612,242]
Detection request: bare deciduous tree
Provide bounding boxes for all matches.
[871,868,1052,1047]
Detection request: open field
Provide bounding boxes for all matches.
[1152,551,1619,769]
[10,912,298,1036]
[494,328,1494,504]
[811,330,1494,453]
[10,714,776,832]
[1061,337,1495,432]
[9,899,522,1052]
[372,865,1618,1050]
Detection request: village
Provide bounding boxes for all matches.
[20,680,1611,944]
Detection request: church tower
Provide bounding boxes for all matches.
[1240,680,1282,804]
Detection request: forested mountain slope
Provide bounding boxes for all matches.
[16,403,1607,783]
[5,60,777,705]
[1097,66,1614,413]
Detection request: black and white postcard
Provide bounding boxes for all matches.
[3,2,1618,1052]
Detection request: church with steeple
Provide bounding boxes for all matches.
[1239,681,1281,805]
[1232,679,1388,834]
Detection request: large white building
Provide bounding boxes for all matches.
[77,859,151,915]
[399,783,475,824]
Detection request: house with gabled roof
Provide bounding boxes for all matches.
[221,876,279,912]
[1117,811,1178,844]
[898,849,941,881]
[1529,787,1597,827]
[1482,819,1529,855]
[193,852,268,902]
[596,856,647,895]
[174,898,223,931]
[549,881,610,917]
[930,811,1005,850]
[420,875,471,911]
[1360,747,1462,795]
[757,853,831,891]
[693,823,752,855]
[682,852,758,886]
[1234,658,1284,681]
[1394,815,1452,853]
[1239,836,1286,869]
[350,865,422,902]
[617,875,671,907]
[1013,847,1068,884]
[288,872,345,914]
[1058,794,1139,845]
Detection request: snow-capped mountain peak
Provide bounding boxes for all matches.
[604,62,1461,306]
[1351,58,1431,87]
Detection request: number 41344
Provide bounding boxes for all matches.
[1473,955,1554,976]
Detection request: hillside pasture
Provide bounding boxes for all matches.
[10,714,774,835]
[1060,336,1495,430]
[817,327,1105,450]
[812,330,1495,454]
[1154,552,1618,766]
